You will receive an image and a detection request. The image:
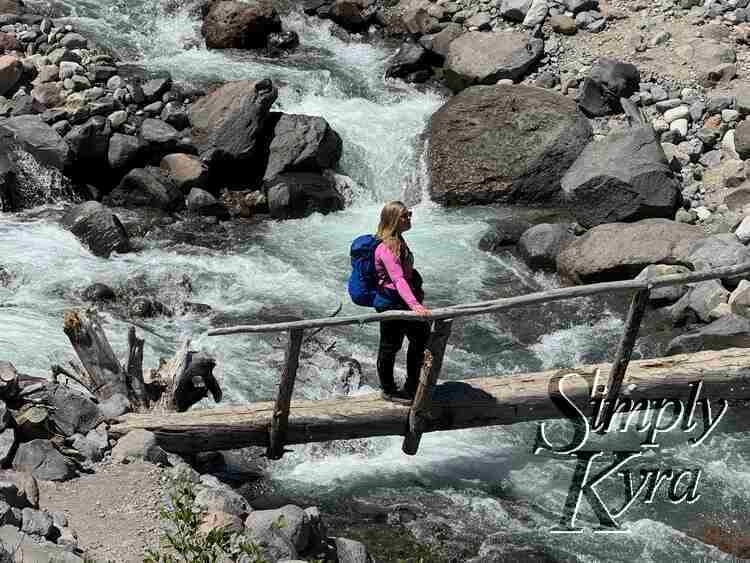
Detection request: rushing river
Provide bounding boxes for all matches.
[0,2,748,561]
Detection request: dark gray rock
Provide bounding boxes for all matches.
[12,440,77,481]
[264,113,342,181]
[444,31,544,92]
[139,118,180,156]
[160,102,189,130]
[429,84,592,205]
[517,223,576,270]
[385,41,433,80]
[142,77,172,103]
[561,126,681,228]
[685,234,750,278]
[186,187,229,219]
[60,201,131,258]
[667,314,750,355]
[64,115,111,167]
[189,79,277,177]
[107,132,142,169]
[110,167,184,211]
[577,58,640,117]
[47,384,100,437]
[421,23,463,59]
[0,114,71,170]
[266,172,344,219]
[82,282,115,302]
[0,150,19,212]
[478,218,533,252]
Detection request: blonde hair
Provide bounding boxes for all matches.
[376,201,408,258]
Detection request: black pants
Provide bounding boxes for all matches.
[377,318,431,396]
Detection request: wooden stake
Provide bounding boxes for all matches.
[267,328,304,460]
[403,319,453,455]
[599,288,649,433]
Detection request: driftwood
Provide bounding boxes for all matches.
[62,309,222,414]
[109,347,750,454]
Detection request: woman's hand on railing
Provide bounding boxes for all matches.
[413,304,432,317]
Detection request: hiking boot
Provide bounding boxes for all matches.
[381,390,413,406]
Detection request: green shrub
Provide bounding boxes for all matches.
[144,478,268,563]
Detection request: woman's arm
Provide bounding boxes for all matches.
[377,245,421,310]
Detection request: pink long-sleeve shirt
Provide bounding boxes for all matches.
[374,243,420,310]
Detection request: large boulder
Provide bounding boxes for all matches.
[667,314,750,355]
[201,0,281,49]
[557,219,705,284]
[266,172,344,219]
[560,126,681,228]
[189,79,277,176]
[60,201,131,258]
[685,234,750,277]
[160,153,209,192]
[428,85,592,205]
[576,58,640,117]
[0,115,71,170]
[264,113,342,181]
[444,31,543,93]
[46,385,101,437]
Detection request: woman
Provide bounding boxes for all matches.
[373,201,432,405]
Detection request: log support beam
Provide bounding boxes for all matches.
[109,347,750,455]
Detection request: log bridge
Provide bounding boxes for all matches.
[110,263,750,459]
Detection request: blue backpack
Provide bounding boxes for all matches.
[348,234,381,307]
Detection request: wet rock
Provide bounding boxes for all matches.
[385,40,434,80]
[667,314,750,355]
[429,84,591,205]
[478,217,533,252]
[13,439,78,481]
[264,113,342,181]
[561,126,681,228]
[444,31,544,92]
[128,296,172,318]
[268,30,299,51]
[330,0,374,32]
[557,219,704,284]
[82,282,115,302]
[201,0,282,49]
[160,101,189,130]
[0,114,71,170]
[517,223,575,271]
[110,167,184,211]
[60,201,131,258]
[266,172,344,219]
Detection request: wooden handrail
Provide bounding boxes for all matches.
[207,262,750,336]
[206,260,750,458]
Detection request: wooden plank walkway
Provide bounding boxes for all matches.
[109,347,750,454]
